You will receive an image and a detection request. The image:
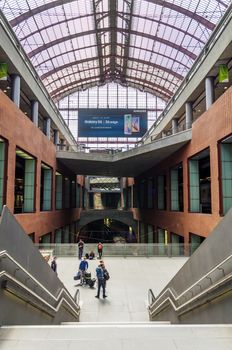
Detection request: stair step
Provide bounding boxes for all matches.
[0,325,232,350]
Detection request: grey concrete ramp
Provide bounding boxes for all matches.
[0,324,232,350]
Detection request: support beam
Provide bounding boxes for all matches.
[45,117,51,140]
[31,100,39,127]
[54,130,60,145]
[92,0,105,83]
[121,0,134,82]
[11,74,20,107]
[109,0,117,78]
[205,76,215,110]
[185,102,193,130]
[172,118,178,134]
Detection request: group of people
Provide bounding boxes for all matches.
[50,239,109,299]
[77,238,109,299]
[78,239,103,260]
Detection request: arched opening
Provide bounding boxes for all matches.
[79,219,136,243]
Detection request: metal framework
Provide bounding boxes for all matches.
[1,0,230,102]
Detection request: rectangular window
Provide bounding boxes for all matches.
[71,180,76,208]
[127,186,132,208]
[40,164,52,211]
[220,141,232,215]
[189,149,211,213]
[170,232,184,256]
[55,228,62,243]
[64,178,70,208]
[147,178,154,209]
[0,139,6,212]
[14,149,35,213]
[63,225,70,243]
[189,232,205,255]
[55,172,63,210]
[170,164,183,211]
[40,232,51,244]
[157,175,166,210]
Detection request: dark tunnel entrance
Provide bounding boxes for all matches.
[79,219,137,243]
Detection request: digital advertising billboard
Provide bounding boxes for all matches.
[78,109,147,138]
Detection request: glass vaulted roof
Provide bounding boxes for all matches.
[1,0,231,102]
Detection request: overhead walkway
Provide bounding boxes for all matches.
[56,129,191,176]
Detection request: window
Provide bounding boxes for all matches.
[189,149,211,213]
[76,184,81,208]
[0,138,6,212]
[63,225,70,243]
[170,163,183,211]
[55,228,62,243]
[157,175,166,210]
[147,178,154,209]
[220,137,232,215]
[40,163,52,211]
[189,232,205,255]
[55,172,63,210]
[64,177,70,209]
[40,233,51,244]
[170,232,184,256]
[71,180,76,208]
[14,149,35,213]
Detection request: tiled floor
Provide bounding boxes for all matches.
[56,256,188,322]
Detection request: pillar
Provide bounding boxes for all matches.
[31,100,39,126]
[11,74,20,107]
[54,129,59,146]
[205,76,215,110]
[185,102,193,130]
[172,118,178,134]
[45,117,51,140]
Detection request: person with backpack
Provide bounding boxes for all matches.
[79,257,88,285]
[95,264,107,299]
[51,256,57,274]
[97,242,103,259]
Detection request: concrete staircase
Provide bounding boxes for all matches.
[0,323,232,350]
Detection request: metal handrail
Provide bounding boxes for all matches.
[148,288,155,306]
[148,253,232,316]
[0,250,80,318]
[74,288,80,304]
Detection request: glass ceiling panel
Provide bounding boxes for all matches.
[1,0,230,102]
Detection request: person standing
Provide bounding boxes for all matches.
[78,238,84,260]
[95,264,107,299]
[51,256,57,274]
[79,257,88,285]
[97,242,103,259]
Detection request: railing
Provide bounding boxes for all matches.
[56,143,134,153]
[35,243,200,258]
[0,250,80,319]
[148,253,232,319]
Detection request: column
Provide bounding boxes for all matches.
[45,117,51,140]
[185,102,193,130]
[54,129,59,146]
[31,100,39,126]
[11,74,20,107]
[205,76,215,110]
[172,118,178,134]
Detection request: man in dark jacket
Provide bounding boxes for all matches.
[95,264,107,299]
[79,257,88,285]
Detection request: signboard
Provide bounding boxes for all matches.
[78,109,147,137]
[0,63,8,80]
[219,64,229,83]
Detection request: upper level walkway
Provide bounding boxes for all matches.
[56,256,188,322]
[56,130,191,176]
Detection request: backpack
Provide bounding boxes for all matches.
[98,244,103,250]
[104,270,110,280]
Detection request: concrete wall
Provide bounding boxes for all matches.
[0,91,82,242]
